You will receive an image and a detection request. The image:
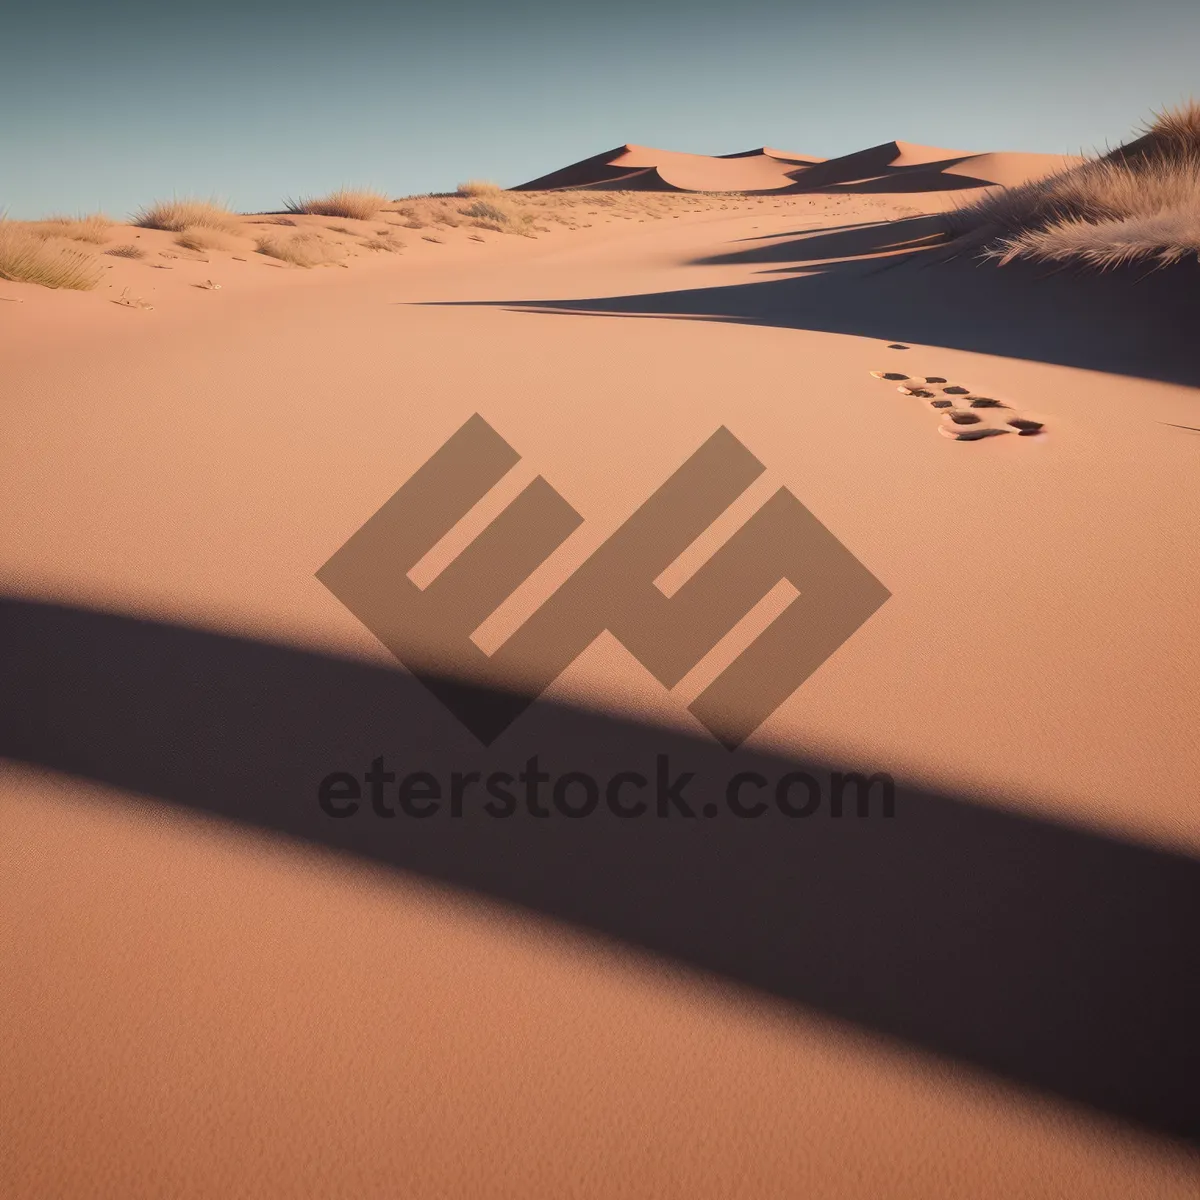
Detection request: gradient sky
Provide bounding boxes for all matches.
[4,0,1198,219]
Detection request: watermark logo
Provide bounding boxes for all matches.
[317,415,889,748]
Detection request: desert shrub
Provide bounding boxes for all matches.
[285,189,388,221]
[105,243,146,258]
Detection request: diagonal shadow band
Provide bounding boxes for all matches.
[420,221,1200,388]
[1,595,1197,1145]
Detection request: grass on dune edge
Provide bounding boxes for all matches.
[949,101,1200,269]
[0,221,104,290]
[133,198,241,233]
[284,188,389,221]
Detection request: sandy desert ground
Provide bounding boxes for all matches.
[2,140,1199,1197]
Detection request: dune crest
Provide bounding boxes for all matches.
[514,139,1081,195]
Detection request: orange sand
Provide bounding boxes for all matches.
[2,166,1198,1197]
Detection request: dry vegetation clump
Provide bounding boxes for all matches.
[456,179,503,197]
[285,188,388,221]
[362,236,402,252]
[175,226,239,252]
[458,198,535,235]
[0,221,104,289]
[105,243,146,258]
[1117,99,1200,163]
[27,213,114,243]
[949,100,1200,268]
[254,230,349,268]
[133,198,241,234]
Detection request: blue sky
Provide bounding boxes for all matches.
[3,0,1197,219]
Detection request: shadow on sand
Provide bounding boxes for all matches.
[438,215,1200,388]
[2,595,1197,1145]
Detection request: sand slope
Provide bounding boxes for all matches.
[2,183,1199,1197]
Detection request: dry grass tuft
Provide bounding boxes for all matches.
[459,198,536,235]
[949,101,1200,269]
[254,231,348,268]
[134,198,241,233]
[105,243,146,258]
[285,189,388,221]
[0,221,104,289]
[175,226,239,252]
[1139,99,1200,155]
[362,236,402,252]
[456,180,503,197]
[29,213,114,244]
[991,202,1200,268]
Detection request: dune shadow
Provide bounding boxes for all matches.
[773,144,989,195]
[695,215,952,267]
[1,594,1197,1145]
[443,222,1200,386]
[806,172,993,194]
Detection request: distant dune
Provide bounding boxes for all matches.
[513,140,1082,194]
[510,144,820,192]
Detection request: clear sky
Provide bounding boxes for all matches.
[3,0,1197,219]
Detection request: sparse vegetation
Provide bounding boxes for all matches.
[134,198,241,233]
[0,221,104,289]
[285,189,388,221]
[456,180,503,197]
[175,226,238,252]
[458,198,536,235]
[254,231,348,268]
[28,214,113,243]
[3,187,776,296]
[949,101,1200,269]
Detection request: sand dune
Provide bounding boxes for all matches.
[3,136,1199,1199]
[514,139,1080,194]
[513,142,822,191]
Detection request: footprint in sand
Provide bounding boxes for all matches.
[868,363,1047,441]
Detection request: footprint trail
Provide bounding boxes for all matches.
[868,353,1047,442]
